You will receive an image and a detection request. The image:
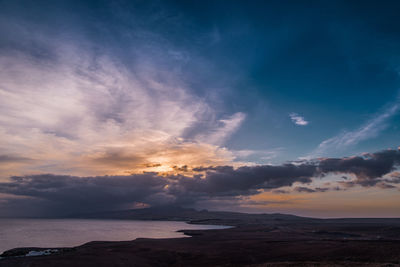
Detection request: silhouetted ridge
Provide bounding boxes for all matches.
[71,206,313,225]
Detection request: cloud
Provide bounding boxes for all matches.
[0,155,36,179]
[318,149,400,187]
[172,164,316,197]
[293,186,329,193]
[195,112,246,146]
[289,113,309,126]
[0,14,247,177]
[311,95,400,157]
[85,142,237,175]
[0,163,316,216]
[0,155,32,163]
[0,173,169,217]
[231,148,282,163]
[0,148,399,216]
[383,171,400,184]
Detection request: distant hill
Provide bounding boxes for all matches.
[70,206,315,226]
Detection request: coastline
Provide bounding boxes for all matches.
[0,218,232,257]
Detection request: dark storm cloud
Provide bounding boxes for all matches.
[293,187,329,193]
[0,164,317,216]
[0,174,169,216]
[318,149,400,187]
[174,164,316,196]
[0,149,399,216]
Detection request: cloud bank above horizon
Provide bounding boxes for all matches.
[0,148,399,217]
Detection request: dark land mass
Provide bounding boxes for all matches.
[71,205,311,226]
[1,207,400,266]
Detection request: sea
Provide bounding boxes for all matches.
[0,219,230,254]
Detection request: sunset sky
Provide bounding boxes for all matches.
[0,0,399,218]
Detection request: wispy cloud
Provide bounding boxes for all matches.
[289,113,309,126]
[195,112,246,146]
[0,16,246,177]
[311,95,400,157]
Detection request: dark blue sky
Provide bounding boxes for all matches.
[183,0,400,160]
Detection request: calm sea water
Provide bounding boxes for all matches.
[0,219,230,253]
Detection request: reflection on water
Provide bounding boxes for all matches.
[0,219,230,253]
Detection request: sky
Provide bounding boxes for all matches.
[0,0,399,218]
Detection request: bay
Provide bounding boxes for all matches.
[0,219,230,253]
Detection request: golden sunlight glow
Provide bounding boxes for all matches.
[75,141,238,176]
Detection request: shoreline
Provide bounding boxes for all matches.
[0,219,233,258]
[1,218,400,266]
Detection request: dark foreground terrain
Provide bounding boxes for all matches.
[1,208,400,266]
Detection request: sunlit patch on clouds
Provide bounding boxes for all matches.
[289,113,309,126]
